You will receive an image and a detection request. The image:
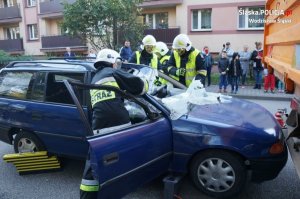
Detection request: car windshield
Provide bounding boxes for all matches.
[125,64,232,120]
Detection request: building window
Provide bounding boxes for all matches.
[0,0,14,8]
[4,27,20,39]
[143,12,168,29]
[27,0,36,7]
[191,9,212,31]
[28,24,38,40]
[238,7,264,29]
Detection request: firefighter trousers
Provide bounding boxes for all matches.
[80,158,99,199]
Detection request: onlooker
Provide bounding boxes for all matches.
[263,66,275,93]
[64,47,76,58]
[218,51,230,93]
[120,40,132,62]
[202,46,213,87]
[278,79,285,93]
[221,42,234,62]
[239,45,251,88]
[228,52,242,94]
[251,42,264,89]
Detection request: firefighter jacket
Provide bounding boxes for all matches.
[129,50,159,69]
[90,65,147,130]
[167,47,206,86]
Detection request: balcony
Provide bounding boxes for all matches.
[0,39,24,53]
[140,0,183,8]
[41,35,87,52]
[144,27,180,45]
[0,5,22,24]
[39,0,76,19]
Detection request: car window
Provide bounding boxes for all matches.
[45,72,85,105]
[30,72,46,101]
[0,71,34,100]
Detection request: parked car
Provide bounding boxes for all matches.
[0,61,287,198]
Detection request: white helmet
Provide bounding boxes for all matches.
[95,49,120,65]
[142,35,156,46]
[172,34,192,51]
[154,42,169,56]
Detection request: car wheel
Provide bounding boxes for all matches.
[190,150,247,199]
[13,131,45,153]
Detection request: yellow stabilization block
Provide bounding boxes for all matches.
[3,151,61,174]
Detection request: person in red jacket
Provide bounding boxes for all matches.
[263,66,275,93]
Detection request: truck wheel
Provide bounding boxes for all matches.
[190,150,247,198]
[14,132,45,153]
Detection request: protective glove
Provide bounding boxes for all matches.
[176,68,186,77]
[154,76,162,86]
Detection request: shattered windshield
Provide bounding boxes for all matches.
[132,66,232,120]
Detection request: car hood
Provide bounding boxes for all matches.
[176,97,281,134]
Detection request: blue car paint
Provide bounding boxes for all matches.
[87,118,172,198]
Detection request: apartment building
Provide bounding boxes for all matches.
[0,0,265,55]
[0,0,87,56]
[140,0,265,53]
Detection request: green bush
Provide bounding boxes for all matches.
[0,50,32,68]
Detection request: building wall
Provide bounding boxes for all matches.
[175,0,265,53]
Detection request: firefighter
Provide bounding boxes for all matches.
[80,49,148,199]
[154,41,171,74]
[129,35,159,69]
[167,34,206,87]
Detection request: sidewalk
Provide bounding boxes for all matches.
[205,85,295,101]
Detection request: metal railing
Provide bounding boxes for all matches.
[41,35,86,48]
[144,27,180,45]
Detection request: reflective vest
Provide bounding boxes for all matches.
[160,55,170,65]
[136,51,158,69]
[90,77,119,107]
[174,49,200,86]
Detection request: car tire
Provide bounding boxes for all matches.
[13,131,45,153]
[190,150,247,199]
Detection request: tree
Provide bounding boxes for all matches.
[62,0,145,51]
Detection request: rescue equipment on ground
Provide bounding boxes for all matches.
[3,151,61,175]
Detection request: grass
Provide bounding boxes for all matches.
[210,72,256,86]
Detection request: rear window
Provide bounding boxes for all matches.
[0,71,34,100]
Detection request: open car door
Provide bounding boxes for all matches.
[64,80,173,199]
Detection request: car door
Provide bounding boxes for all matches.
[27,71,89,158]
[88,116,172,199]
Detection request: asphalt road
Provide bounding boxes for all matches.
[0,99,299,199]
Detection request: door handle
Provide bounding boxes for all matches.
[9,104,26,111]
[103,152,119,166]
[32,112,42,120]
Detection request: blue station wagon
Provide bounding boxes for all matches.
[0,61,287,198]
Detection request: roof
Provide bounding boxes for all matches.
[3,60,96,72]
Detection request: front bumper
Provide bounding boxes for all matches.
[249,144,288,182]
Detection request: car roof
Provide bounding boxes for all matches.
[3,60,96,72]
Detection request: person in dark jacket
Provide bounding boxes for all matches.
[202,46,214,87]
[64,47,76,58]
[129,35,159,69]
[120,40,132,62]
[251,42,264,89]
[218,51,230,93]
[229,52,242,94]
[80,49,148,199]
